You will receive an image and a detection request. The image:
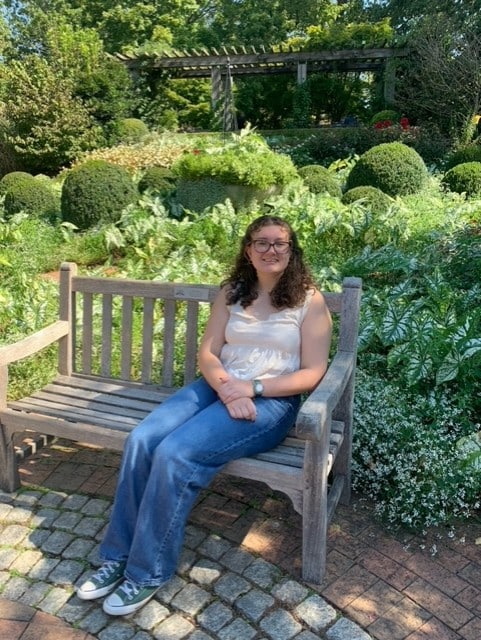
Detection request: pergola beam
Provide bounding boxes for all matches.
[114,47,409,73]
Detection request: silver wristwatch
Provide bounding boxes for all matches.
[252,379,264,397]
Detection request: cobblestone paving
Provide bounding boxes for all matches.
[0,488,372,640]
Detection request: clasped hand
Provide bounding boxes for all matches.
[218,376,256,421]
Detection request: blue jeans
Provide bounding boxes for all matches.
[99,377,301,587]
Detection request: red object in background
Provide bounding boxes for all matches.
[374,119,393,129]
[400,117,410,130]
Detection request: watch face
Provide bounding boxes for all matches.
[254,380,263,395]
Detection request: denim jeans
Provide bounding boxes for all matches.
[99,377,301,587]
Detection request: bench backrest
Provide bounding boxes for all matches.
[58,262,361,390]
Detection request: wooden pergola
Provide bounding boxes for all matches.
[113,45,409,123]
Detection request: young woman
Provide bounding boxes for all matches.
[76,214,332,616]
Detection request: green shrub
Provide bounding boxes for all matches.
[3,178,60,221]
[352,370,480,530]
[269,125,450,170]
[172,141,298,189]
[345,142,428,196]
[370,109,400,125]
[112,118,150,144]
[444,144,481,170]
[341,185,393,214]
[61,159,138,230]
[298,164,342,197]
[441,161,481,197]
[0,171,34,196]
[138,166,176,195]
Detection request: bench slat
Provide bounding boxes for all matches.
[101,294,113,377]
[141,298,155,383]
[121,296,133,380]
[9,399,140,428]
[38,383,161,412]
[82,292,93,374]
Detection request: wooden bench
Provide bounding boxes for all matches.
[0,262,361,583]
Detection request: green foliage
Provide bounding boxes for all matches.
[1,56,102,174]
[102,195,248,282]
[0,172,34,195]
[268,125,451,169]
[341,185,393,215]
[345,142,428,196]
[441,162,481,197]
[439,223,481,289]
[351,248,481,392]
[352,370,480,530]
[172,130,298,189]
[138,166,176,195]
[0,216,65,291]
[298,164,342,197]
[61,160,138,230]
[299,18,394,49]
[44,20,134,134]
[4,178,60,221]
[289,83,311,129]
[112,118,150,145]
[444,143,481,170]
[370,109,400,125]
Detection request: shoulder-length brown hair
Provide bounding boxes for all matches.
[222,215,316,309]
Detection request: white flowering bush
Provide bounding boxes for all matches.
[352,369,481,530]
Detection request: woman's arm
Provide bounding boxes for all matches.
[197,287,230,394]
[259,290,332,398]
[198,287,257,421]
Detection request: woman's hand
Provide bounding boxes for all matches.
[217,376,253,404]
[225,397,257,421]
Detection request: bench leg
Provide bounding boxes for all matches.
[301,441,328,584]
[0,423,21,492]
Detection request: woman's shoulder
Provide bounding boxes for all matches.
[299,287,329,320]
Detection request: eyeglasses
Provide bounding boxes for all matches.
[250,240,291,254]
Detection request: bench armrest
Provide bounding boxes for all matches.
[295,350,356,441]
[0,321,69,365]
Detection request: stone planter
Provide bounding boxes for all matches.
[176,178,282,212]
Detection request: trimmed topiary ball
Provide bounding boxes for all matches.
[0,171,34,196]
[444,144,481,170]
[3,177,59,221]
[341,185,393,215]
[370,109,400,126]
[61,160,138,230]
[345,142,428,197]
[138,166,176,195]
[441,161,481,197]
[112,118,150,144]
[298,164,342,197]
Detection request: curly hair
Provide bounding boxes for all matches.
[222,215,316,309]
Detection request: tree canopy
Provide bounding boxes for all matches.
[1,0,479,173]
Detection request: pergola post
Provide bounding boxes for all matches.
[297,62,307,84]
[211,66,222,110]
[383,59,396,104]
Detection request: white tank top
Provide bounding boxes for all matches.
[220,292,313,380]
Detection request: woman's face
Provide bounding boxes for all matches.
[245,224,291,277]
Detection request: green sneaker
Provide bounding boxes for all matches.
[103,579,159,616]
[76,561,125,600]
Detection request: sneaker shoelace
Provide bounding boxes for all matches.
[93,561,120,582]
[118,579,140,601]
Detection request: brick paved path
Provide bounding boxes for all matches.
[2,436,480,640]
